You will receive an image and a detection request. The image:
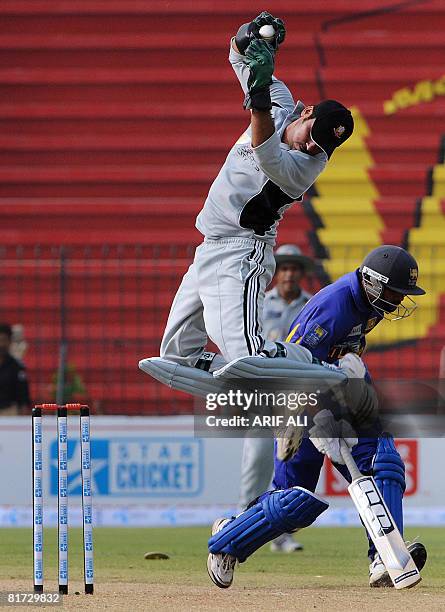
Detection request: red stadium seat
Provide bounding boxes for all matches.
[1,0,444,412]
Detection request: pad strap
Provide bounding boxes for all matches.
[195,352,217,372]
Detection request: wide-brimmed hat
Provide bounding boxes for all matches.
[274,244,313,271]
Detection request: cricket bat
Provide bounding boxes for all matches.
[340,442,421,589]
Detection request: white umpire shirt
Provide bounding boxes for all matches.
[262,286,312,342]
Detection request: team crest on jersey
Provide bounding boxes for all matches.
[365,317,378,333]
[304,323,328,348]
[333,125,345,138]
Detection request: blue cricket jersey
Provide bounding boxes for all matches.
[285,269,382,362]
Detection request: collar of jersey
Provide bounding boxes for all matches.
[286,100,305,123]
[278,100,305,138]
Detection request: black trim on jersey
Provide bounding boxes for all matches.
[239,180,295,236]
[243,242,266,355]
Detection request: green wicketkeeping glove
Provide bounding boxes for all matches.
[243,39,275,111]
[252,11,286,50]
[235,11,286,55]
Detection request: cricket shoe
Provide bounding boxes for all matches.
[369,541,427,587]
[270,533,304,552]
[207,518,237,589]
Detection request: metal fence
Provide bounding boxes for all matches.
[0,244,196,415]
[0,243,442,414]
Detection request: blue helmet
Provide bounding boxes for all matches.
[359,245,425,320]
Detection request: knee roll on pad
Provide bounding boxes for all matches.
[208,487,328,562]
[372,434,405,534]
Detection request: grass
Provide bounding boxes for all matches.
[1,526,444,591]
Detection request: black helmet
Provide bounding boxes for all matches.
[359,245,425,320]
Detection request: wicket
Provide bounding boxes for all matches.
[32,403,94,595]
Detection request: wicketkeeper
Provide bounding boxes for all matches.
[142,11,353,377]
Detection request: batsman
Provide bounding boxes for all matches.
[207,245,428,589]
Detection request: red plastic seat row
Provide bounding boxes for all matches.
[1,134,441,169]
[1,101,444,146]
[0,200,312,233]
[320,31,445,66]
[0,165,434,199]
[2,31,443,67]
[2,66,443,108]
[1,0,444,28]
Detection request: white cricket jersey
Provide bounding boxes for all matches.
[263,286,312,342]
[195,43,327,246]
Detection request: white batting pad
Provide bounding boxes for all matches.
[213,355,346,383]
[138,357,229,398]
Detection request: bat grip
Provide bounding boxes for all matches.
[340,441,363,481]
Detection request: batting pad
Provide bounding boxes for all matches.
[372,434,405,534]
[213,355,347,383]
[138,357,230,399]
[208,487,328,562]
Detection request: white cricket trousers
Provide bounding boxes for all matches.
[160,237,277,366]
[238,436,274,509]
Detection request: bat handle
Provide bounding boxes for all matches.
[340,441,363,481]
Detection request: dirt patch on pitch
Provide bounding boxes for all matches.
[1,580,443,611]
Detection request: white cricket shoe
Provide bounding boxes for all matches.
[207,518,237,589]
[369,553,388,587]
[270,533,304,552]
[369,541,427,587]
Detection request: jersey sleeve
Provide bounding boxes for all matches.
[229,42,295,111]
[252,132,326,199]
[229,41,251,94]
[269,78,296,112]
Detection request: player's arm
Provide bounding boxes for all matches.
[230,11,293,116]
[250,109,274,148]
[230,42,295,109]
[229,41,253,94]
[239,41,327,196]
[254,137,326,198]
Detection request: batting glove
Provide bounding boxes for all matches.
[338,353,367,378]
[309,409,358,465]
